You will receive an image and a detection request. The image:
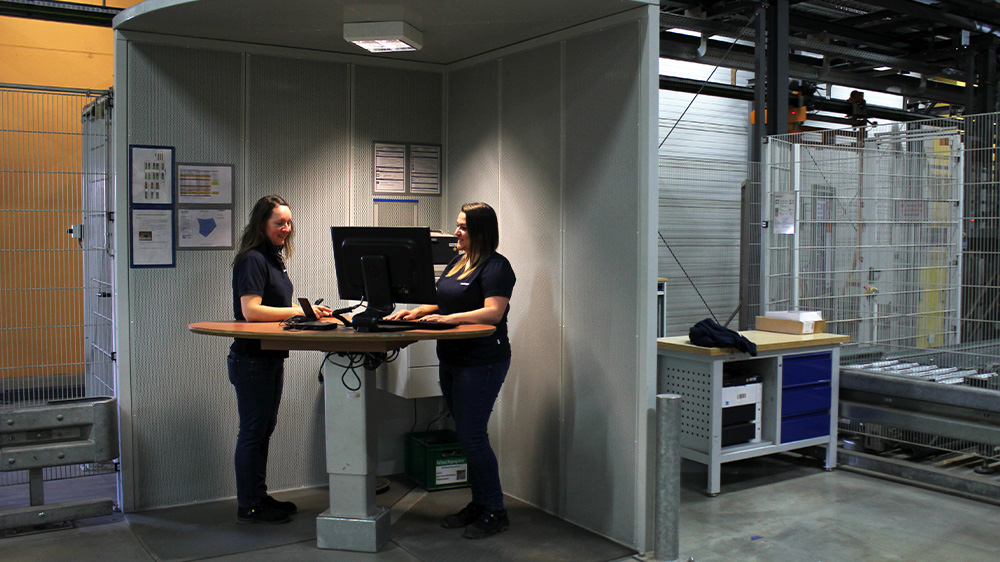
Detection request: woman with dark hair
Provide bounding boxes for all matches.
[228,194,330,524]
[388,201,516,539]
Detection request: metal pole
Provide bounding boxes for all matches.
[654,394,681,562]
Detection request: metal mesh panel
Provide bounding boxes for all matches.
[840,418,999,468]
[82,95,115,402]
[0,85,115,486]
[656,356,713,448]
[763,118,967,363]
[126,43,250,508]
[761,115,1000,481]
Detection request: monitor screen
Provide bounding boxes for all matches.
[331,226,437,330]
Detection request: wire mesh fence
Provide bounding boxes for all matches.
[0,85,116,486]
[763,114,1000,474]
[763,117,971,365]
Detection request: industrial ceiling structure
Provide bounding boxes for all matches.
[3,0,998,118]
[659,0,1000,119]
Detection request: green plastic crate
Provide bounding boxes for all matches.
[405,430,469,491]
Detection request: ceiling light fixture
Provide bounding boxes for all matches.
[344,21,423,53]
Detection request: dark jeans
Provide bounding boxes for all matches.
[227,351,284,508]
[439,358,510,513]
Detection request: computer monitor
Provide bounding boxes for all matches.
[330,226,438,331]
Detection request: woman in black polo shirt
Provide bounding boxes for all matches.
[228,195,330,524]
[388,202,516,539]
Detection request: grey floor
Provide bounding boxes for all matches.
[1,454,998,562]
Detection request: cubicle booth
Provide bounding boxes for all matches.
[111,0,659,552]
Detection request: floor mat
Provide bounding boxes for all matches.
[390,488,636,562]
[126,477,415,561]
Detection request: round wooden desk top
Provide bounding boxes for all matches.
[188,320,496,353]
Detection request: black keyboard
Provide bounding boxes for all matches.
[376,319,457,331]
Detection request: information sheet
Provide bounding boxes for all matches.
[373,142,407,193]
[131,146,174,205]
[131,209,174,266]
[178,208,233,248]
[409,144,441,195]
[177,164,233,205]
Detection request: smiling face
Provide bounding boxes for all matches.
[454,211,469,252]
[265,205,292,247]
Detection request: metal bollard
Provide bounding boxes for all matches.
[654,393,681,562]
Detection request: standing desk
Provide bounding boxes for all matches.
[188,320,494,552]
[657,330,849,495]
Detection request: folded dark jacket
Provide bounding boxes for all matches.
[688,318,757,356]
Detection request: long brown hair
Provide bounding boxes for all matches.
[447,202,499,280]
[232,195,293,267]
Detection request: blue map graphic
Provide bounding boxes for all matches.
[198,218,217,237]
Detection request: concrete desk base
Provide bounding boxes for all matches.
[188,320,494,552]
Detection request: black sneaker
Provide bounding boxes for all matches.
[442,502,485,529]
[262,495,297,514]
[236,504,291,525]
[462,509,509,539]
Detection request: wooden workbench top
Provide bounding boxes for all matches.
[657,330,849,356]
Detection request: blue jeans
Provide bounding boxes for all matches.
[227,351,284,508]
[439,358,510,512]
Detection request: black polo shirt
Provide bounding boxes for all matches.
[436,252,516,366]
[230,244,293,358]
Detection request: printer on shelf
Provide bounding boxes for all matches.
[721,371,762,447]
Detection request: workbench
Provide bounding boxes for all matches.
[657,330,849,495]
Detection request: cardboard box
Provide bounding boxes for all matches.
[755,316,826,335]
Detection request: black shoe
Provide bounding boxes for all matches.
[236,504,291,525]
[262,495,297,514]
[462,509,509,539]
[442,502,485,529]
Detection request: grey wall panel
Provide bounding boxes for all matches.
[446,63,500,211]
[123,42,444,509]
[244,54,353,496]
[353,66,443,231]
[497,43,564,511]
[445,17,649,547]
[562,21,642,541]
[126,43,247,508]
[657,90,750,335]
[245,54,351,303]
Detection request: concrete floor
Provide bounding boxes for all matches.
[1,454,998,561]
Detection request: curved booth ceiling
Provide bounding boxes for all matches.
[113,0,653,65]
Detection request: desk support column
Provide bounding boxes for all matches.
[316,360,390,552]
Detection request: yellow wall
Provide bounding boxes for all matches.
[0,4,140,381]
[0,0,142,88]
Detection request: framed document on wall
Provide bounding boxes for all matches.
[129,145,174,205]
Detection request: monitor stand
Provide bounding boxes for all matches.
[352,255,395,332]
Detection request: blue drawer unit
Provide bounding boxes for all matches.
[783,352,832,387]
[781,351,834,444]
[782,412,831,443]
[782,383,832,417]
